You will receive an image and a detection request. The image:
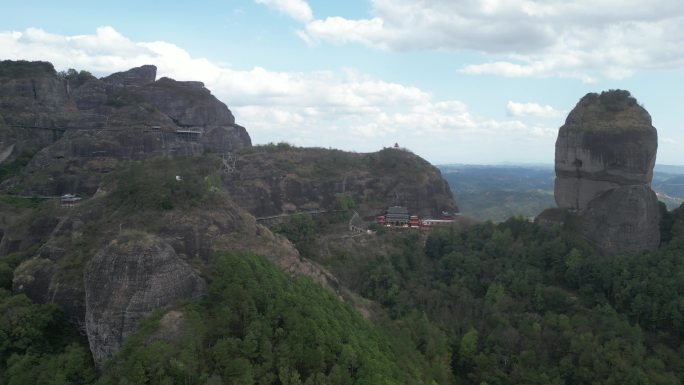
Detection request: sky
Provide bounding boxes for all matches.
[1,0,682,165]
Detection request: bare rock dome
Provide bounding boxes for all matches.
[555,90,658,210]
[550,90,660,253]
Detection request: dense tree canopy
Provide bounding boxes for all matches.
[312,216,684,384]
[4,206,684,384]
[96,252,449,385]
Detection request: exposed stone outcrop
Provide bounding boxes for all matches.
[0,61,77,128]
[84,233,205,365]
[8,179,346,363]
[102,64,157,89]
[545,90,660,253]
[579,185,660,253]
[225,146,457,219]
[12,257,56,303]
[555,90,658,210]
[0,61,251,195]
[136,77,236,126]
[0,61,76,157]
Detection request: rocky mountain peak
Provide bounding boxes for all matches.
[0,60,250,196]
[101,64,157,88]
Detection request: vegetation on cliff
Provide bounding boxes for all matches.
[107,156,222,211]
[0,253,449,385]
[6,208,684,384]
[0,288,96,385]
[309,216,684,384]
[0,60,56,77]
[96,252,449,385]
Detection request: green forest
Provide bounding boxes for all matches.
[3,204,684,384]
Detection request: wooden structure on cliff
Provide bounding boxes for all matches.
[175,130,201,142]
[60,194,81,208]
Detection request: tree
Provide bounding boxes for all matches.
[458,328,479,365]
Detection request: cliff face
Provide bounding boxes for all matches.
[0,61,251,196]
[0,61,77,160]
[548,90,660,253]
[226,146,458,219]
[0,61,77,128]
[555,91,658,210]
[580,185,660,253]
[84,233,205,365]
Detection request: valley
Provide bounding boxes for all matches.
[441,164,684,222]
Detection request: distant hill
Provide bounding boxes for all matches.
[439,165,555,222]
[440,164,684,221]
[655,164,684,175]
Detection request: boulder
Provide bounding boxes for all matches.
[0,60,252,196]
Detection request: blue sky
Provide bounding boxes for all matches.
[2,0,683,165]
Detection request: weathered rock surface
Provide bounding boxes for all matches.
[102,64,157,89]
[225,146,457,219]
[0,61,251,196]
[84,233,205,365]
[555,90,658,210]
[7,179,346,362]
[579,185,660,253]
[545,90,660,253]
[0,61,77,128]
[0,61,76,157]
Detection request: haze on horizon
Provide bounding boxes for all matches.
[1,0,682,165]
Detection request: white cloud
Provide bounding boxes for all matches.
[299,17,386,48]
[254,0,313,22]
[0,26,556,163]
[296,0,684,80]
[507,101,564,118]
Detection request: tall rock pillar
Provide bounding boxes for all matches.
[553,90,660,253]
